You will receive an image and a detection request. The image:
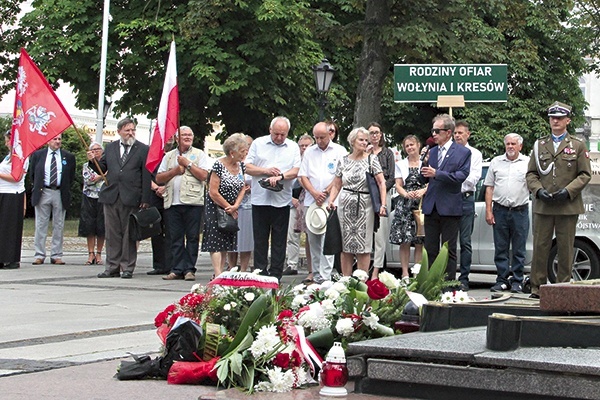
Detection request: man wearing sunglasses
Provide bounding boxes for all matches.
[526,101,591,299]
[421,114,471,284]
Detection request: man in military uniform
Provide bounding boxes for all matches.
[526,101,592,298]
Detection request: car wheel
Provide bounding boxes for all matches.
[547,239,600,282]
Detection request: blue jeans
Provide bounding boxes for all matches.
[492,203,529,284]
[165,205,203,275]
[458,195,475,284]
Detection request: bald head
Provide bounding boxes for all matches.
[312,122,330,150]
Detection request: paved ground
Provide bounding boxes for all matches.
[0,237,496,399]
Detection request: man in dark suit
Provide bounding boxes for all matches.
[30,135,76,265]
[87,117,152,279]
[421,114,471,282]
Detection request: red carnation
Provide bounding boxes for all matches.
[154,311,168,327]
[278,309,294,320]
[366,279,390,300]
[272,353,291,369]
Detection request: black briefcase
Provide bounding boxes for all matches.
[129,207,162,241]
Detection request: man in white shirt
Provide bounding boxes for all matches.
[453,121,482,291]
[299,122,348,283]
[246,116,301,280]
[484,133,530,293]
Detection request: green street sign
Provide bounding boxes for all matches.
[394,64,508,103]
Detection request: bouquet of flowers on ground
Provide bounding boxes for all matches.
[149,246,453,392]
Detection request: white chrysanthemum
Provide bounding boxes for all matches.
[252,268,263,275]
[292,283,306,293]
[324,287,340,300]
[320,299,337,315]
[338,276,352,284]
[250,324,280,358]
[190,283,202,293]
[297,305,331,332]
[453,290,469,303]
[352,269,369,282]
[378,271,400,289]
[332,281,350,294]
[336,318,355,336]
[320,280,334,290]
[440,292,454,303]
[411,263,421,275]
[244,292,255,302]
[230,301,238,308]
[254,366,295,392]
[291,294,308,309]
[363,312,380,329]
[230,266,239,272]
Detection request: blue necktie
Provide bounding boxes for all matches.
[438,147,445,166]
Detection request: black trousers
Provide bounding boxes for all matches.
[424,208,460,281]
[252,205,290,280]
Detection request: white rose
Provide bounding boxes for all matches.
[411,263,421,275]
[352,269,369,282]
[244,292,256,302]
[378,271,400,289]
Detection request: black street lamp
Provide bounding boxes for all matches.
[313,58,335,121]
[102,99,112,127]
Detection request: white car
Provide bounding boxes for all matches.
[385,159,600,282]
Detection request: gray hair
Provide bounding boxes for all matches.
[88,141,103,150]
[432,114,455,132]
[504,132,523,145]
[298,134,314,144]
[347,127,369,147]
[270,116,291,131]
[179,126,193,135]
[223,133,249,156]
[117,117,136,130]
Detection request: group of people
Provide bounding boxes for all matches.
[0,101,591,300]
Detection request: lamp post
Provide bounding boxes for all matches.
[102,99,112,128]
[313,58,335,122]
[95,0,111,144]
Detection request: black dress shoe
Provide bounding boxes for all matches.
[98,271,120,278]
[529,293,540,299]
[121,271,133,279]
[147,269,170,275]
[5,262,20,269]
[282,267,298,276]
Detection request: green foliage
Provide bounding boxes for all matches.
[0,0,596,155]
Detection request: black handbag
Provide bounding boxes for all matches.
[323,209,342,255]
[366,155,382,213]
[129,207,162,241]
[216,207,239,232]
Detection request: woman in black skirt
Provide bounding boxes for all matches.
[78,142,105,265]
[0,130,28,269]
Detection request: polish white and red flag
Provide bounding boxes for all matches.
[10,48,74,180]
[146,40,179,173]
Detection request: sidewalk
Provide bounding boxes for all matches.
[0,237,493,399]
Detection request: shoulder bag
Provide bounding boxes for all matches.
[216,207,239,232]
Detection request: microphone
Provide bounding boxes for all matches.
[419,145,430,162]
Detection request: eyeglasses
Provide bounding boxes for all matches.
[368,131,381,135]
[91,148,103,151]
[431,128,448,135]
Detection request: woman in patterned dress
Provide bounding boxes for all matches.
[389,135,427,278]
[201,134,249,278]
[327,127,387,276]
[78,142,105,265]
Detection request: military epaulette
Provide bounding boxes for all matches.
[570,135,583,142]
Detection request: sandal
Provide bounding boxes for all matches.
[85,252,96,265]
[95,251,103,265]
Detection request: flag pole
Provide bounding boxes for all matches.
[72,124,108,184]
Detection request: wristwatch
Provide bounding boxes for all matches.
[186,163,193,171]
[280,173,285,180]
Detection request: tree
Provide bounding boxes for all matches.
[0,0,596,161]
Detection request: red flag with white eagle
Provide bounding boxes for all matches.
[10,48,74,180]
[146,40,179,173]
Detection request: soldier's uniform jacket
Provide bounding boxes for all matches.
[526,134,591,215]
